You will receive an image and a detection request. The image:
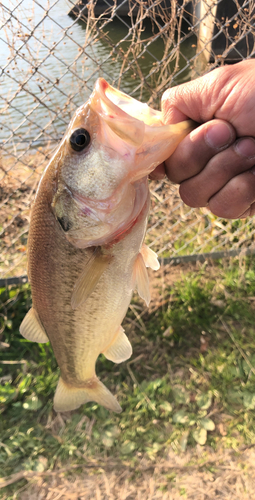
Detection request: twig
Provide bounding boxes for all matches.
[0,359,27,365]
[126,353,144,366]
[126,362,156,411]
[129,304,147,333]
[221,319,255,377]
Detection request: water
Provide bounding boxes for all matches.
[0,0,196,152]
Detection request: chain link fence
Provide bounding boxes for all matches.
[1,0,255,281]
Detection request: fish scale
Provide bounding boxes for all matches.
[20,78,194,413]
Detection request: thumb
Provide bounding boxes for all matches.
[161,77,212,125]
[161,60,255,128]
[160,62,238,125]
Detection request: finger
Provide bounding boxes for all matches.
[149,163,165,180]
[180,137,255,209]
[164,120,235,184]
[208,169,255,218]
[241,201,255,218]
[179,137,255,209]
[161,60,255,136]
[161,67,225,124]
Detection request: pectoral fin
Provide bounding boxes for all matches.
[54,376,122,413]
[140,244,160,270]
[133,252,150,306]
[71,249,112,309]
[20,307,48,343]
[103,326,132,363]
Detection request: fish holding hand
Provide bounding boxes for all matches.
[20,79,194,413]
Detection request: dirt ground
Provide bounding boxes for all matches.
[2,157,255,500]
[4,446,253,499]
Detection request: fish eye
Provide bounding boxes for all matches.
[69,128,90,152]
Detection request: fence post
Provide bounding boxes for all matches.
[195,0,255,64]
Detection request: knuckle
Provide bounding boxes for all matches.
[208,172,255,218]
[179,182,204,207]
[161,88,172,104]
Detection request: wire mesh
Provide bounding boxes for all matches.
[1,0,255,279]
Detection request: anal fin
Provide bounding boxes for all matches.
[103,326,132,363]
[20,307,48,343]
[54,376,122,413]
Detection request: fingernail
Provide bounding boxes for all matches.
[235,138,255,159]
[205,122,233,150]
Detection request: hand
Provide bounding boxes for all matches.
[153,60,255,219]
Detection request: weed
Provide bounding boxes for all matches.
[1,257,255,495]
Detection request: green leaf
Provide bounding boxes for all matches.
[192,427,207,445]
[200,417,215,431]
[102,435,114,448]
[0,384,16,404]
[6,320,13,329]
[33,456,48,472]
[18,374,32,394]
[23,395,42,411]
[172,386,189,405]
[22,456,48,472]
[188,416,196,426]
[146,442,162,457]
[243,392,255,409]
[196,391,212,410]
[101,425,120,448]
[121,441,136,455]
[173,410,189,424]
[159,401,173,414]
[227,389,243,405]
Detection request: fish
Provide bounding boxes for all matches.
[20,79,194,413]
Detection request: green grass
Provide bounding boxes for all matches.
[1,257,255,495]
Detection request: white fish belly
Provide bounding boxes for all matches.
[68,210,148,383]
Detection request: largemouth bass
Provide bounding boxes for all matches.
[20,79,193,413]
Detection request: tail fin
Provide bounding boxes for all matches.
[53,376,122,413]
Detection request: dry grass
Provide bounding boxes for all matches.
[2,258,255,499]
[14,447,255,500]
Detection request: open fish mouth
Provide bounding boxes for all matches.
[90,78,195,179]
[91,78,163,126]
[56,79,163,248]
[57,79,195,248]
[90,78,163,147]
